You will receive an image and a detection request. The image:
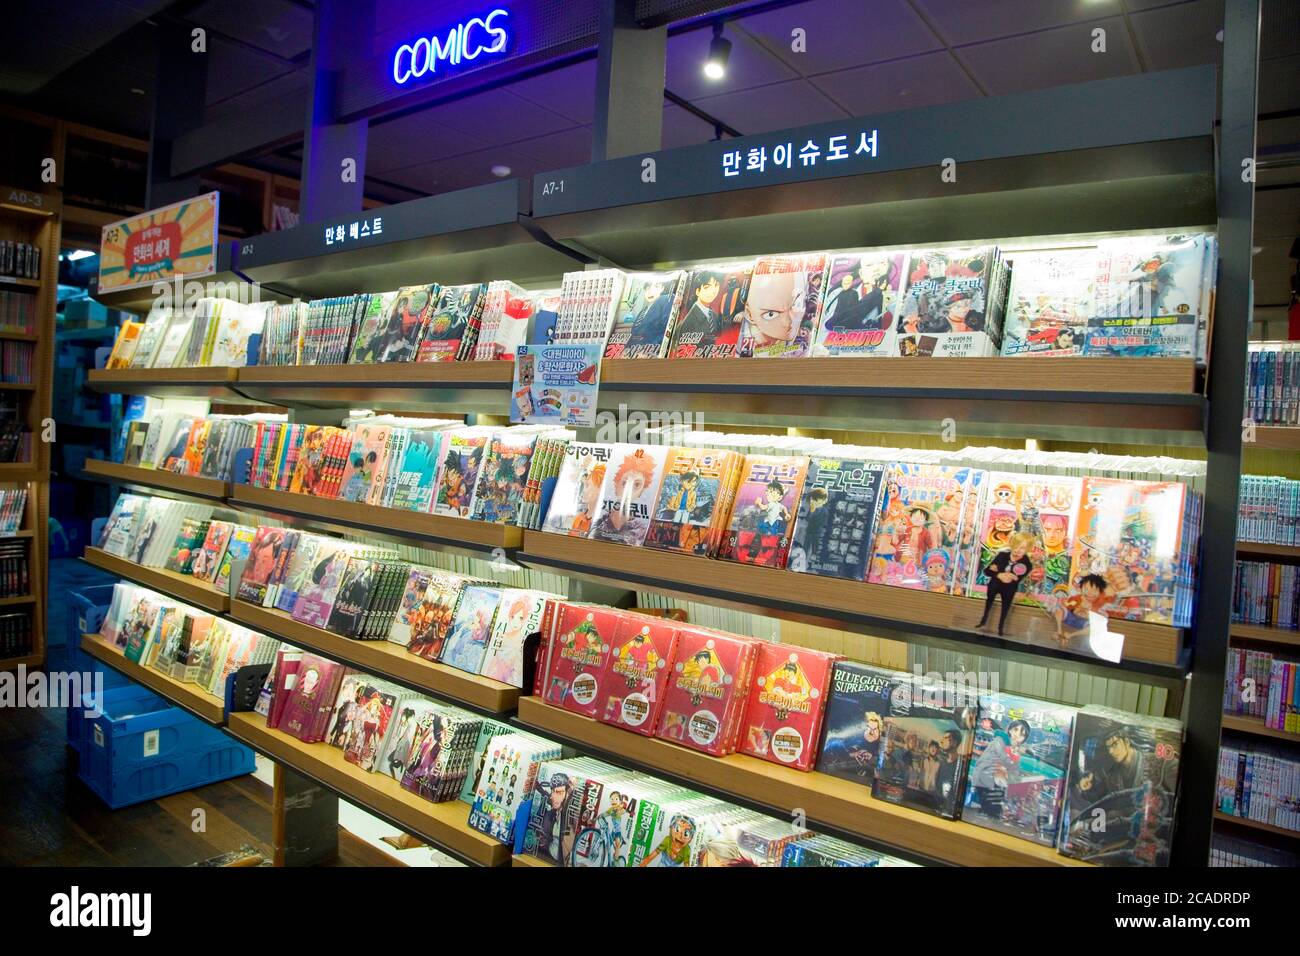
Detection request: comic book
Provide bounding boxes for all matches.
[324,673,367,749]
[643,447,741,558]
[739,643,837,771]
[587,444,668,547]
[287,425,332,495]
[595,615,679,735]
[213,525,255,595]
[541,442,613,537]
[400,572,481,661]
[290,539,354,630]
[894,246,1004,357]
[816,661,913,785]
[716,455,809,569]
[1058,707,1183,865]
[280,655,346,743]
[665,261,754,359]
[965,473,1081,610]
[737,252,827,358]
[541,603,619,719]
[390,428,445,513]
[1000,249,1094,356]
[347,291,400,363]
[274,533,321,614]
[812,251,906,356]
[602,271,686,360]
[469,431,537,524]
[964,692,1077,846]
[234,526,287,605]
[433,428,491,518]
[323,556,376,637]
[416,283,485,362]
[656,628,759,756]
[789,457,885,580]
[867,463,982,592]
[337,423,390,503]
[400,708,484,802]
[164,517,210,575]
[468,733,561,845]
[480,589,551,688]
[438,584,502,673]
[374,286,436,362]
[871,676,979,819]
[375,697,441,781]
[342,683,399,771]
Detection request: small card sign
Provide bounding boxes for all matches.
[510,343,603,427]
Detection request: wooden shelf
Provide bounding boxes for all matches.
[234,361,513,414]
[1252,427,1300,451]
[83,547,230,614]
[0,594,34,606]
[1237,542,1300,561]
[228,599,520,715]
[1230,624,1300,648]
[0,330,39,342]
[79,631,226,725]
[229,484,522,551]
[511,853,552,867]
[516,697,1087,867]
[225,711,511,867]
[1221,714,1300,743]
[518,530,1185,670]
[0,275,41,289]
[82,458,230,500]
[0,653,43,671]
[0,464,42,483]
[1214,812,1300,841]
[85,366,258,403]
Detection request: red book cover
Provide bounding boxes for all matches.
[655,627,758,756]
[739,642,839,771]
[540,603,618,719]
[267,654,301,729]
[595,613,679,735]
[279,654,338,741]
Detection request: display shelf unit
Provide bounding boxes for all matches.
[82,546,230,614]
[82,458,230,500]
[1236,542,1300,560]
[235,362,514,415]
[79,631,226,724]
[0,185,57,670]
[225,712,511,867]
[1213,812,1300,842]
[1230,624,1300,648]
[228,599,520,716]
[228,484,522,552]
[518,531,1186,672]
[85,366,255,404]
[515,697,1087,867]
[1252,427,1300,451]
[511,854,551,868]
[1220,714,1299,743]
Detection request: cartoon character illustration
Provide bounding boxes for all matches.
[625,279,673,350]
[977,531,1037,635]
[591,451,657,545]
[638,813,696,867]
[733,478,792,565]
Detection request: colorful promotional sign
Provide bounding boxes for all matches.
[98,192,220,294]
[392,8,511,86]
[510,343,602,427]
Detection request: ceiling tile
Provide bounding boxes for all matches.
[203,73,308,123]
[420,88,579,142]
[205,38,298,106]
[189,0,314,59]
[380,145,539,196]
[365,112,491,174]
[734,0,942,76]
[693,78,848,136]
[661,103,719,150]
[956,17,1139,96]
[665,23,798,101]
[507,60,600,126]
[1130,0,1222,71]
[1259,54,1300,115]
[912,0,1124,46]
[810,51,981,117]
[512,126,594,170]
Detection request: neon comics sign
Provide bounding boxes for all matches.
[392,9,511,86]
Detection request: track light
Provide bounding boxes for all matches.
[703,21,730,80]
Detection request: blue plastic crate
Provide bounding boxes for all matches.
[77,686,255,809]
[65,667,137,755]
[70,584,117,645]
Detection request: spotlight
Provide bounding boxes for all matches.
[703,21,730,80]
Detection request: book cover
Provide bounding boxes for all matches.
[439,584,501,673]
[789,457,886,580]
[342,683,399,771]
[416,283,484,362]
[812,251,906,356]
[643,447,739,558]
[717,455,809,568]
[816,661,913,785]
[376,697,441,781]
[541,442,612,537]
[324,556,377,637]
[397,571,472,661]
[542,604,618,719]
[234,526,287,605]
[737,252,827,358]
[347,291,400,363]
[469,432,536,524]
[1083,235,1207,359]
[1000,249,1093,356]
[274,533,321,614]
[867,463,980,592]
[280,654,341,742]
[587,444,668,547]
[666,261,754,359]
[480,590,550,688]
[433,430,490,518]
[739,643,837,770]
[372,286,434,362]
[213,525,255,595]
[164,517,210,575]
[656,628,758,756]
[290,540,354,630]
[871,677,979,819]
[596,615,679,735]
[967,473,1082,608]
[338,424,390,503]
[390,428,445,513]
[894,247,1001,357]
[602,271,686,360]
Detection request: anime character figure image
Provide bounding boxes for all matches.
[673,270,724,345]
[758,657,811,721]
[440,453,471,514]
[593,791,632,866]
[820,710,884,778]
[531,772,574,864]
[680,646,725,686]
[612,626,662,690]
[968,716,1030,819]
[1054,573,1114,643]
[400,712,447,797]
[825,261,893,331]
[638,813,696,867]
[625,279,673,350]
[383,706,419,779]
[590,451,658,545]
[733,479,791,565]
[977,532,1037,635]
[923,550,950,593]
[743,269,803,349]
[329,685,365,748]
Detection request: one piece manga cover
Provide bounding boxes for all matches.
[416,282,485,362]
[1058,706,1183,866]
[815,661,912,784]
[480,589,551,688]
[1084,235,1209,359]
[1000,249,1094,356]
[737,252,827,358]
[603,271,686,360]
[433,429,491,518]
[656,628,758,756]
[716,455,809,568]
[438,584,501,673]
[541,442,612,537]
[967,473,1081,608]
[666,261,753,359]
[789,457,885,580]
[868,463,980,593]
[596,615,679,735]
[469,432,536,524]
[964,692,1077,846]
[812,251,906,357]
[643,447,740,558]
[871,676,979,819]
[542,603,619,719]
[894,246,1002,357]
[739,643,837,770]
[587,444,668,547]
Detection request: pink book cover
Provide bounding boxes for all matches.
[738,642,838,771]
[541,603,619,719]
[595,614,680,736]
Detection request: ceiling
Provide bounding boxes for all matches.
[4,0,1298,315]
